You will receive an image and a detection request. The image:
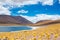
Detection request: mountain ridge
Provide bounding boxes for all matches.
[34,20,60,26]
[0,15,33,25]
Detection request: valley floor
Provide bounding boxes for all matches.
[0,23,60,40]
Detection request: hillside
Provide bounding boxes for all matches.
[0,15,33,25]
[32,20,60,26]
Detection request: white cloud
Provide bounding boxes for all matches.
[18,10,28,13]
[0,0,54,8]
[20,14,60,23]
[42,0,53,5]
[0,1,11,15]
[0,5,11,15]
[59,0,60,4]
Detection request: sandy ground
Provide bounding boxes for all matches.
[30,26,41,30]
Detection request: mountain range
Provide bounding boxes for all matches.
[0,15,60,26]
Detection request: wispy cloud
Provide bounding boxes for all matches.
[42,0,53,5]
[59,0,60,4]
[0,0,54,8]
[0,4,11,15]
[18,10,28,14]
[20,14,60,23]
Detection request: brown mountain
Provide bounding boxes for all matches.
[0,15,33,25]
[34,20,60,26]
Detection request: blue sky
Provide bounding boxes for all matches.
[9,0,60,16]
[0,0,60,23]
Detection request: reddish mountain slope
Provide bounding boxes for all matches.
[0,15,33,25]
